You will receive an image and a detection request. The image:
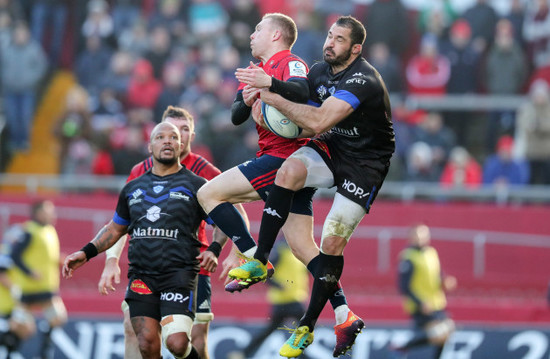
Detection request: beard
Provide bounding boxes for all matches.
[155,155,178,165]
[323,46,352,67]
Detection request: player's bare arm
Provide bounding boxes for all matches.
[260,89,354,136]
[98,235,127,295]
[198,226,228,273]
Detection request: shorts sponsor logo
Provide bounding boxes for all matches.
[170,192,190,201]
[160,292,189,303]
[342,179,370,199]
[130,279,152,295]
[132,226,179,240]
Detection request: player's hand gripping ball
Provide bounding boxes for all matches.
[261,102,302,139]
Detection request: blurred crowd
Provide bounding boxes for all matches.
[0,0,549,186]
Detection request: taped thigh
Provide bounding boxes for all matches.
[194,312,214,324]
[160,314,193,347]
[288,146,334,189]
[321,192,366,244]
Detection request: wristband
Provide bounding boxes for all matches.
[206,242,222,258]
[81,242,98,261]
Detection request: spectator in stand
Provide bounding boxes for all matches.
[528,58,550,89]
[293,9,324,66]
[154,61,186,121]
[439,19,481,145]
[523,0,550,69]
[1,21,48,152]
[80,0,116,50]
[364,0,410,58]
[74,35,113,99]
[188,0,228,41]
[0,0,24,21]
[227,0,262,64]
[514,79,550,185]
[406,34,451,96]
[110,125,148,175]
[99,50,134,102]
[405,141,440,182]
[506,0,525,48]
[483,135,530,186]
[440,146,482,188]
[117,19,150,56]
[111,0,142,35]
[0,10,13,51]
[417,0,457,40]
[413,112,456,179]
[463,0,498,53]
[127,58,163,109]
[440,19,481,95]
[484,18,527,152]
[368,42,404,94]
[30,0,67,68]
[149,0,187,40]
[53,85,93,174]
[90,87,126,134]
[144,25,173,80]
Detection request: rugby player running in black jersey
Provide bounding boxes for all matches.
[228,15,395,357]
[63,122,227,359]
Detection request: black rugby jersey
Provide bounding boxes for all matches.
[308,56,395,161]
[113,167,209,276]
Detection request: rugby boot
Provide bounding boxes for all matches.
[279,326,314,358]
[225,260,274,292]
[333,311,365,357]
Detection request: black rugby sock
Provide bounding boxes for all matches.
[184,345,200,359]
[300,252,344,331]
[208,202,256,254]
[255,185,294,264]
[307,255,348,310]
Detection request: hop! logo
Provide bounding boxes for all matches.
[130,279,152,295]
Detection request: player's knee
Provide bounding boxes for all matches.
[320,236,346,255]
[165,332,191,358]
[44,297,67,328]
[276,159,307,190]
[135,331,160,356]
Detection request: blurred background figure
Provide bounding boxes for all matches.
[393,224,457,359]
[0,252,35,357]
[514,79,550,184]
[483,18,527,152]
[3,200,67,359]
[440,146,482,188]
[227,238,309,359]
[482,135,530,186]
[406,34,450,96]
[1,20,48,152]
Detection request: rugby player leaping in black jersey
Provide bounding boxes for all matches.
[228,15,396,358]
[63,122,227,359]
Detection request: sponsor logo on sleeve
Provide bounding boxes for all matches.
[288,61,307,77]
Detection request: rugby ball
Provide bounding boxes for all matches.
[261,102,302,139]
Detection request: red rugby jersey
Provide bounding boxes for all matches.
[127,152,222,276]
[238,50,309,158]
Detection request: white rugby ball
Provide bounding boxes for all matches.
[261,102,302,139]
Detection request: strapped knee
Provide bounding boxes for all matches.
[160,314,193,348]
